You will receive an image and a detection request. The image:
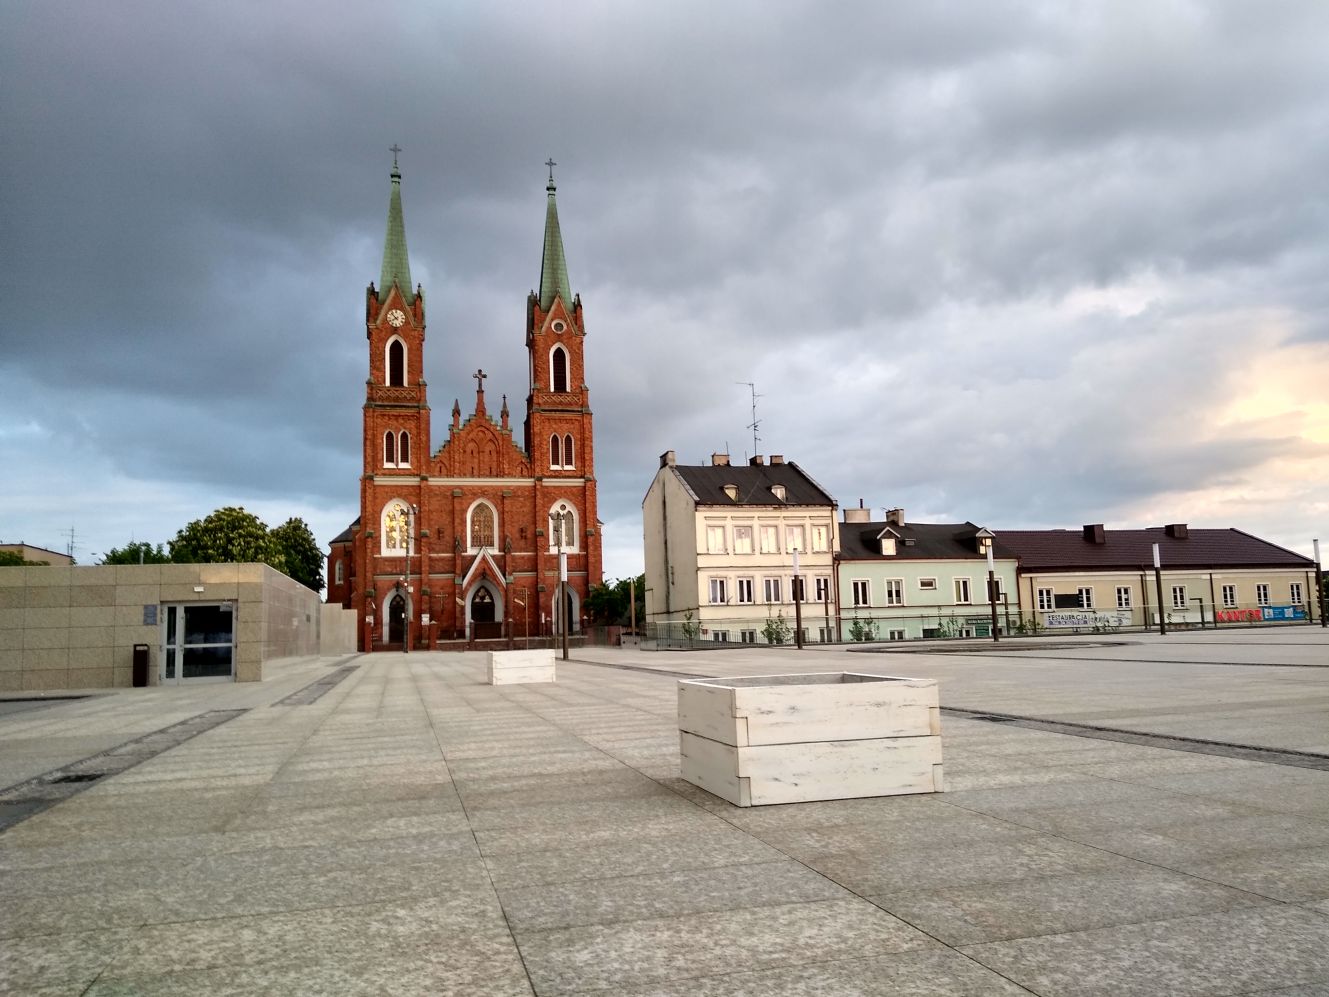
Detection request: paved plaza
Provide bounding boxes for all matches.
[2,629,1328,995]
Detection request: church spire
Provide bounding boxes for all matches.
[538,159,572,311]
[379,146,414,305]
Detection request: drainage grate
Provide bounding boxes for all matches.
[944,708,1329,771]
[0,709,247,832]
[274,663,359,706]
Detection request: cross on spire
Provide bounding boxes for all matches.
[545,157,557,183]
[390,144,402,168]
[473,369,487,391]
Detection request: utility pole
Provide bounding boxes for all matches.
[1153,543,1167,636]
[792,548,803,650]
[1315,539,1325,628]
[986,544,999,642]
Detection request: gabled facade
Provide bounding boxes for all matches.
[1000,524,1319,630]
[329,159,602,650]
[643,452,838,644]
[836,507,1019,641]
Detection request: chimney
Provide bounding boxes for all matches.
[1164,523,1189,539]
[1082,524,1106,544]
[843,508,870,523]
[886,508,905,527]
[710,453,730,466]
[749,455,765,466]
[660,450,676,468]
[769,454,784,465]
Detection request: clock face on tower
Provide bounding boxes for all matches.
[386,309,406,327]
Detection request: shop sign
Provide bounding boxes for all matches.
[1045,611,1127,629]
[1215,606,1306,623]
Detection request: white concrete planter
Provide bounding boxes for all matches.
[487,648,556,685]
[678,672,942,806]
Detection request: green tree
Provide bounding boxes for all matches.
[0,550,50,566]
[169,507,285,571]
[101,542,171,565]
[270,517,324,592]
[848,616,878,642]
[585,574,647,627]
[762,610,792,645]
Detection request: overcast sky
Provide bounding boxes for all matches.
[3,1,1327,580]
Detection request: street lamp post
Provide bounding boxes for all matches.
[1315,539,1325,629]
[792,548,803,650]
[986,544,1000,643]
[1153,543,1167,636]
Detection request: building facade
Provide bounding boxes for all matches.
[1000,524,1319,631]
[329,161,602,650]
[837,507,1019,641]
[643,452,838,644]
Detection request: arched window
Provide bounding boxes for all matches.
[381,499,412,555]
[549,434,561,469]
[387,338,406,387]
[547,501,578,552]
[468,501,496,550]
[334,559,344,585]
[563,434,574,469]
[398,431,410,466]
[384,431,396,467]
[551,346,568,393]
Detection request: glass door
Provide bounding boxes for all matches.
[160,603,235,683]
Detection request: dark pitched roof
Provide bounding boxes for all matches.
[329,518,360,546]
[839,521,1013,562]
[998,527,1314,571]
[672,462,835,508]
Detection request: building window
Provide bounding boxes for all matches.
[549,435,561,468]
[759,526,778,554]
[792,577,806,601]
[814,576,830,602]
[1256,584,1270,607]
[736,578,755,604]
[468,502,496,549]
[814,626,831,643]
[384,431,396,467]
[563,434,574,468]
[987,576,1004,601]
[381,500,411,554]
[1222,585,1237,608]
[711,630,729,643]
[740,629,757,644]
[709,578,728,605]
[851,579,870,607]
[551,345,569,392]
[763,577,782,603]
[1077,586,1094,609]
[1171,585,1187,610]
[733,526,753,554]
[334,559,344,585]
[398,431,410,466]
[785,525,805,553]
[888,629,906,642]
[1290,582,1303,606]
[548,502,578,551]
[884,579,904,606]
[706,526,726,554]
[811,524,830,553]
[954,578,972,604]
[1037,587,1054,611]
[387,338,406,386]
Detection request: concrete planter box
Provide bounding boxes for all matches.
[678,672,942,806]
[487,648,556,685]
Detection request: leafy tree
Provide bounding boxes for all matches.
[848,616,878,642]
[169,507,286,572]
[270,517,324,592]
[585,574,646,627]
[101,542,171,565]
[762,610,792,645]
[0,550,49,566]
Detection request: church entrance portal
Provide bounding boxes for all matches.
[471,587,501,640]
[388,594,406,644]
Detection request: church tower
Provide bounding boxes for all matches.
[331,155,602,651]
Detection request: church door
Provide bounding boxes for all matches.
[388,594,406,644]
[471,588,500,640]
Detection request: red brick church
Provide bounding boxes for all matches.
[326,156,602,650]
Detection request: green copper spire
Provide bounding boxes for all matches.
[538,161,572,311]
[378,148,414,305]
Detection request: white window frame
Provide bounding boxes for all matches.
[1077,586,1094,609]
[810,524,830,553]
[733,526,753,555]
[1037,587,1054,611]
[918,577,938,591]
[763,577,783,604]
[759,526,779,554]
[736,577,755,604]
[708,577,728,605]
[785,525,805,554]
[549,343,570,392]
[888,629,906,641]
[1222,584,1237,608]
[740,629,757,644]
[1171,585,1187,610]
[884,579,904,606]
[383,430,397,468]
[1290,582,1303,606]
[851,579,870,607]
[1116,585,1132,609]
[1256,583,1270,607]
[546,501,579,553]
[711,630,729,643]
[334,559,344,585]
[706,525,726,554]
[385,335,407,387]
[814,576,830,602]
[954,578,972,605]
[466,499,498,552]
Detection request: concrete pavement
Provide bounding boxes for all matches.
[1,629,1327,995]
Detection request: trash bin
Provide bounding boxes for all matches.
[132,644,149,687]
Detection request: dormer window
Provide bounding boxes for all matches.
[723,484,739,501]
[880,537,897,556]
[770,484,786,502]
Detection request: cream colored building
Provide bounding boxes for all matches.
[1001,524,1319,631]
[643,451,838,645]
[0,563,354,691]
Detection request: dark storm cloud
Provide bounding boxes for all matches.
[2,0,1327,568]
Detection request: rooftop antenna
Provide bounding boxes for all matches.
[63,525,78,562]
[736,382,761,458]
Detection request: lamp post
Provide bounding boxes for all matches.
[1315,539,1325,628]
[1153,543,1167,636]
[553,511,569,661]
[986,544,999,643]
[792,547,803,650]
